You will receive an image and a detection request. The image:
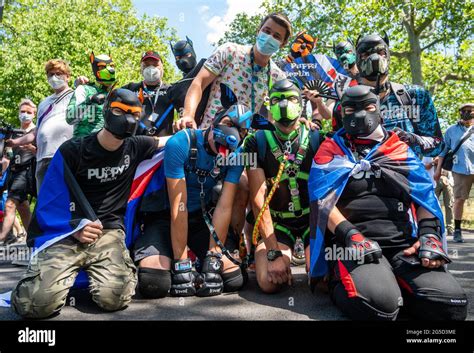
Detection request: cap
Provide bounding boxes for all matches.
[141,51,161,63]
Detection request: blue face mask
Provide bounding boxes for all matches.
[256,31,281,56]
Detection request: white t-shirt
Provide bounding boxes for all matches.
[36,90,74,161]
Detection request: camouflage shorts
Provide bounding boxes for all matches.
[11,228,137,319]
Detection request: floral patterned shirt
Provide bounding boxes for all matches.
[201,42,287,128]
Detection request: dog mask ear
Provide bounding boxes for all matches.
[251,113,275,131]
[383,31,390,47]
[220,83,238,110]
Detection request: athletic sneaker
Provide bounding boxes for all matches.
[3,232,26,246]
[291,237,306,266]
[453,229,464,243]
[2,232,17,246]
[15,232,27,244]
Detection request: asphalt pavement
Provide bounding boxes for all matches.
[0,230,473,321]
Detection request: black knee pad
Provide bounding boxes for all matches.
[138,267,171,299]
[393,259,469,321]
[403,294,468,321]
[222,268,244,293]
[330,258,402,320]
[331,284,400,321]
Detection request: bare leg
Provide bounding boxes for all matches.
[0,199,17,241]
[12,216,24,236]
[453,198,465,222]
[16,200,31,230]
[139,255,172,270]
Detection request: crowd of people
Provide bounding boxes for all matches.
[0,12,472,321]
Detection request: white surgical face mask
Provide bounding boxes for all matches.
[19,112,34,123]
[142,66,162,84]
[48,74,67,90]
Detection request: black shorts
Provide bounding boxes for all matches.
[7,168,32,203]
[132,210,238,263]
[274,218,310,249]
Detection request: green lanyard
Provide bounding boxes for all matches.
[250,47,272,113]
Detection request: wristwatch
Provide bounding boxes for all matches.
[172,258,193,272]
[267,249,283,262]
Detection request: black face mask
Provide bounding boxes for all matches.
[103,88,141,139]
[278,117,298,127]
[172,37,197,74]
[176,56,197,74]
[212,124,241,152]
[104,112,138,140]
[341,85,381,137]
[343,108,380,137]
[356,34,390,81]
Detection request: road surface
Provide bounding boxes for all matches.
[0,231,472,320]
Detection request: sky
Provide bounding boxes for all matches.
[132,0,264,61]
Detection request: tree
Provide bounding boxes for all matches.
[219,0,473,125]
[0,0,178,125]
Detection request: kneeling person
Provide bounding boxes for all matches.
[316,86,468,320]
[133,105,257,298]
[11,89,168,319]
[245,79,322,293]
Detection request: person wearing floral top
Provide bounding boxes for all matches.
[174,12,292,131]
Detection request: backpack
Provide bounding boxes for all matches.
[390,82,413,110]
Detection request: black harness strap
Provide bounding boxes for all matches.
[185,129,240,266]
[199,194,240,266]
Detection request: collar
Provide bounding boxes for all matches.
[274,125,300,141]
[346,127,388,146]
[142,81,160,92]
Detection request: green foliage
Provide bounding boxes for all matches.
[0,0,179,125]
[219,0,473,126]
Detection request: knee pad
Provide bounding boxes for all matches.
[395,264,468,320]
[222,268,244,293]
[404,294,468,321]
[138,267,171,299]
[331,259,402,320]
[331,284,400,321]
